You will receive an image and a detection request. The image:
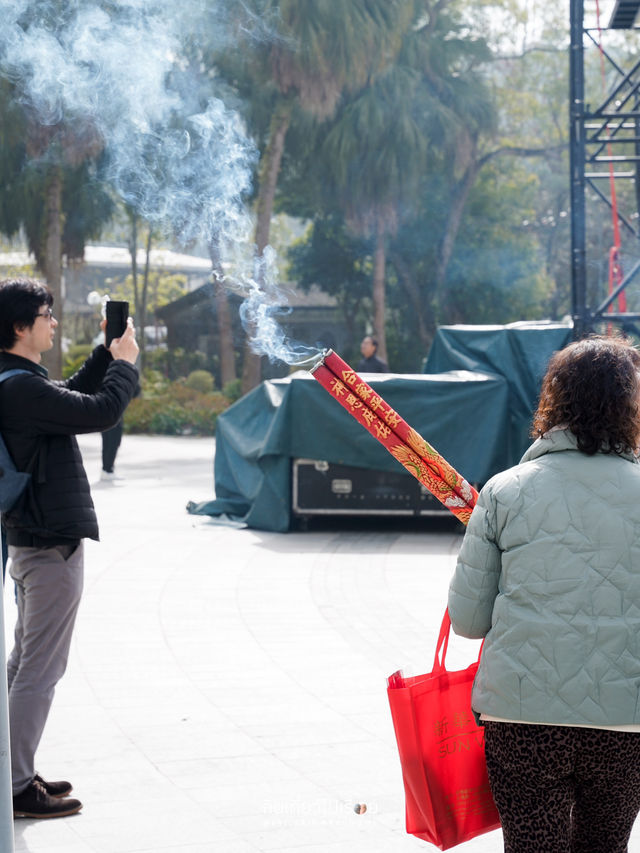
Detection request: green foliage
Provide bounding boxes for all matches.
[185,370,215,393]
[62,345,93,379]
[287,213,372,353]
[222,378,243,403]
[321,65,427,234]
[0,80,27,239]
[145,347,217,382]
[314,5,494,239]
[0,81,113,270]
[140,368,170,394]
[61,156,115,261]
[1,0,625,375]
[124,378,230,436]
[288,215,370,299]
[232,0,415,119]
[97,270,189,318]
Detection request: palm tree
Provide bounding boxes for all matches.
[321,65,429,362]
[320,0,494,362]
[231,0,414,391]
[25,121,103,377]
[0,0,107,378]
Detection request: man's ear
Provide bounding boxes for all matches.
[13,323,28,340]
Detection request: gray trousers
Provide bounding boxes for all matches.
[7,543,84,795]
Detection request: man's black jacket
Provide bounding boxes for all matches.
[356,354,389,373]
[0,346,139,546]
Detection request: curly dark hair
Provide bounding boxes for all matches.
[532,335,640,456]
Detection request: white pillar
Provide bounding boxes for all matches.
[0,547,15,852]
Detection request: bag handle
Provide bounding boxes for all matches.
[432,609,452,673]
[432,609,484,674]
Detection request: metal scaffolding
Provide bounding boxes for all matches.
[570,0,640,335]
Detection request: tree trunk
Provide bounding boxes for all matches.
[255,100,292,256]
[390,250,434,350]
[215,281,237,388]
[372,218,388,363]
[241,99,293,395]
[435,158,480,315]
[139,228,152,371]
[41,167,64,379]
[128,211,141,366]
[209,237,236,388]
[433,140,564,317]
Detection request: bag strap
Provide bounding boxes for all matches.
[0,368,46,483]
[432,609,484,674]
[432,609,452,673]
[0,369,31,384]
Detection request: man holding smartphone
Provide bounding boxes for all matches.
[0,278,139,818]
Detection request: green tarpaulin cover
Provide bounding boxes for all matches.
[425,322,573,462]
[188,369,510,532]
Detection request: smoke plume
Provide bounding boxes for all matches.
[1,0,318,365]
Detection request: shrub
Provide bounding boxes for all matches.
[63,345,93,379]
[145,347,217,381]
[184,405,220,434]
[123,379,230,435]
[222,378,243,403]
[185,370,215,393]
[141,368,170,395]
[149,404,191,435]
[123,397,156,433]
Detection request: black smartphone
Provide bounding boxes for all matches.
[105,301,129,346]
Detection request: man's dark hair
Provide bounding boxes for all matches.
[0,278,53,350]
[532,335,640,456]
[364,335,378,350]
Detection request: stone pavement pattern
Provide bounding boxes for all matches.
[5,433,640,853]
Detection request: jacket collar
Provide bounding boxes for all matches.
[0,351,48,378]
[521,427,638,465]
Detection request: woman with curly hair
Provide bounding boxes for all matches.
[448,335,640,853]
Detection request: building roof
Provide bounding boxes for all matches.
[272,283,339,308]
[0,245,213,272]
[80,246,212,271]
[609,0,640,28]
[156,281,338,319]
[0,250,33,268]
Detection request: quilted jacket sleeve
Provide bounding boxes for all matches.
[448,483,502,639]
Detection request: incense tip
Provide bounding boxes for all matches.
[309,349,332,373]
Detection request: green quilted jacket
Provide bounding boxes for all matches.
[448,428,640,726]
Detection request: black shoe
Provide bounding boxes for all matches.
[13,779,82,819]
[33,773,73,798]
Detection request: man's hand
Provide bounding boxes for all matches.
[109,319,139,365]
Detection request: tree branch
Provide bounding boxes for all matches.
[478,142,567,169]
[434,140,567,302]
[492,46,566,61]
[415,0,450,36]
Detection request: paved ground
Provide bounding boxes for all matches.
[5,433,640,852]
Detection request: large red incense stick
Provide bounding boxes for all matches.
[311,350,477,525]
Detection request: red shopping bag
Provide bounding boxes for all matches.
[387,609,501,850]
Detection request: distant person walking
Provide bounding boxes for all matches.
[0,277,139,818]
[101,418,124,481]
[356,335,388,373]
[100,376,140,481]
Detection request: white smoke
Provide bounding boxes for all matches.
[0,0,319,364]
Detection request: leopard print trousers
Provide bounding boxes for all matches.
[484,721,640,853]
